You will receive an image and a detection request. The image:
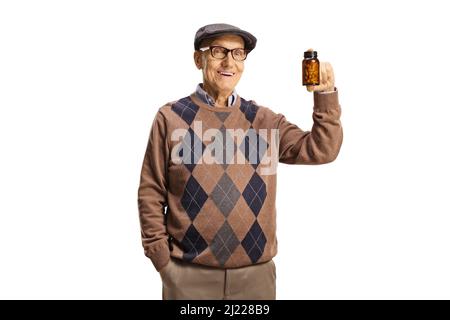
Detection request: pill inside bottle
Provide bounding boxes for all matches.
[302,51,320,86]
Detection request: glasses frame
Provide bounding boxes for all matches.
[199,45,249,61]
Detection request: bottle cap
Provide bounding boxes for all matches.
[304,51,318,58]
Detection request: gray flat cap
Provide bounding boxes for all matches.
[194,23,257,52]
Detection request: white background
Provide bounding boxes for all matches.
[1,0,449,299]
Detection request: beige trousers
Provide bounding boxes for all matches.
[159,257,276,300]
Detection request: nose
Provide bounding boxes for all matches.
[221,51,234,67]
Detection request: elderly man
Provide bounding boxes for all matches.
[138,23,343,300]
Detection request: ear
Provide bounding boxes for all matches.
[194,51,203,70]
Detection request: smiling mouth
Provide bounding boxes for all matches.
[218,71,235,77]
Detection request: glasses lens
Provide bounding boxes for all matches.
[211,46,227,59]
[232,49,247,61]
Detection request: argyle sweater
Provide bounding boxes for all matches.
[138,90,343,271]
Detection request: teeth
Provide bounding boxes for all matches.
[220,72,234,76]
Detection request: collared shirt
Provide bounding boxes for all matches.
[195,83,237,107]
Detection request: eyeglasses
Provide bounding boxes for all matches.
[199,45,249,61]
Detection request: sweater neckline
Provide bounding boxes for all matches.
[190,93,241,113]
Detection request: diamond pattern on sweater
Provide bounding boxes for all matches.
[225,163,255,192]
[181,224,208,261]
[191,162,224,194]
[241,220,267,263]
[239,98,258,124]
[227,198,256,240]
[242,172,267,217]
[210,221,240,266]
[210,172,240,217]
[177,127,206,172]
[215,112,231,123]
[212,125,236,169]
[164,94,281,267]
[239,126,269,169]
[192,202,226,241]
[171,97,199,125]
[181,176,208,220]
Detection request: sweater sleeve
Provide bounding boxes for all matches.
[277,90,343,164]
[138,110,170,271]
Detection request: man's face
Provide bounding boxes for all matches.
[194,34,245,95]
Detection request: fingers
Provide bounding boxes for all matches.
[327,63,335,86]
[321,62,328,86]
[307,62,335,92]
[306,48,314,52]
[323,62,334,90]
[309,63,328,92]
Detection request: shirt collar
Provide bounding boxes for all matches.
[195,83,237,107]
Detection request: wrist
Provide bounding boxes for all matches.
[319,85,336,93]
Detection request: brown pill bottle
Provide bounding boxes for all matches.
[302,51,320,86]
